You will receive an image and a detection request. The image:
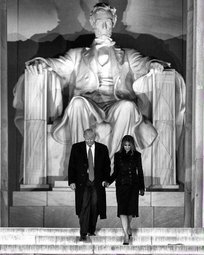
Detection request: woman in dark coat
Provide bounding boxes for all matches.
[109,135,145,245]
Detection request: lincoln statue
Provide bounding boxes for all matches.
[13,2,185,186]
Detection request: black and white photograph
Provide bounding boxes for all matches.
[0,0,203,254]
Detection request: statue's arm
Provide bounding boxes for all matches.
[126,48,170,80]
[25,48,80,80]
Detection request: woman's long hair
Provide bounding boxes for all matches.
[119,135,136,155]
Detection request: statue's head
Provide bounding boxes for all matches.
[89,3,117,39]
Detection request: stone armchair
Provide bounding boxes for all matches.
[13,69,185,189]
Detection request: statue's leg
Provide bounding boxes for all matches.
[106,100,142,158]
[67,96,104,143]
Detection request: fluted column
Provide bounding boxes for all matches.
[22,70,49,188]
[192,0,204,228]
[152,70,177,187]
[184,0,194,228]
[185,0,204,227]
[0,0,8,226]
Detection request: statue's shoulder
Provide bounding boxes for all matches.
[66,47,84,55]
[122,48,142,63]
[123,48,140,55]
[64,47,87,62]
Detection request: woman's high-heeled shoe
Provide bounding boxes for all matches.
[123,234,129,245]
[128,228,132,238]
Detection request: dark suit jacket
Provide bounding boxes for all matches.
[68,141,111,219]
[110,150,145,190]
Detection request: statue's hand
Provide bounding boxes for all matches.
[25,59,48,75]
[149,62,164,73]
[70,183,76,191]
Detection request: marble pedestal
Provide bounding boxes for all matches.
[10,188,184,228]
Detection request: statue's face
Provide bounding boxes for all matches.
[94,18,113,38]
[92,10,113,38]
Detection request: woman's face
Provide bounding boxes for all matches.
[124,142,131,153]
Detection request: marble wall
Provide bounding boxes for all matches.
[10,190,184,228]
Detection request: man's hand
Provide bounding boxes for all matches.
[139,189,145,196]
[149,62,164,73]
[102,181,109,188]
[25,59,49,75]
[70,183,76,191]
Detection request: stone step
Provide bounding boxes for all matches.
[0,244,203,254]
[0,228,203,254]
[0,228,203,237]
[0,235,203,246]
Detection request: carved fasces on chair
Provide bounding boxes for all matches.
[23,70,48,185]
[133,69,185,188]
[152,70,177,186]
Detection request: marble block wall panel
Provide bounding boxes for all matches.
[151,192,184,207]
[98,206,153,228]
[10,191,184,227]
[139,192,151,206]
[10,206,44,227]
[106,191,117,206]
[153,207,184,227]
[106,190,151,207]
[136,206,153,227]
[44,206,78,227]
[47,191,151,207]
[47,191,74,206]
[13,191,47,206]
[44,206,153,228]
[97,206,118,228]
[47,128,71,185]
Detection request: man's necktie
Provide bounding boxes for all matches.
[88,147,94,181]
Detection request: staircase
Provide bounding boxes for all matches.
[0,228,203,254]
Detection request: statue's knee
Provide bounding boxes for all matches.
[71,97,86,109]
[118,100,136,111]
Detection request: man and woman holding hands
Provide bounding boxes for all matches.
[68,128,145,245]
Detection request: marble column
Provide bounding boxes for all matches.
[184,0,194,228]
[22,70,49,188]
[192,0,204,228]
[0,0,8,226]
[152,70,177,187]
[185,0,204,227]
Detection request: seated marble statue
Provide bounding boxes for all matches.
[24,2,171,158]
[13,3,186,186]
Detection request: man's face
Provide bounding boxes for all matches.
[92,10,113,38]
[84,132,96,147]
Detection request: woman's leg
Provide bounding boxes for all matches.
[120,215,129,244]
[127,215,133,236]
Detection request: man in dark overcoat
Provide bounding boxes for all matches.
[68,128,111,241]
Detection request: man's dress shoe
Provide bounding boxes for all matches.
[88,232,96,236]
[79,235,87,241]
